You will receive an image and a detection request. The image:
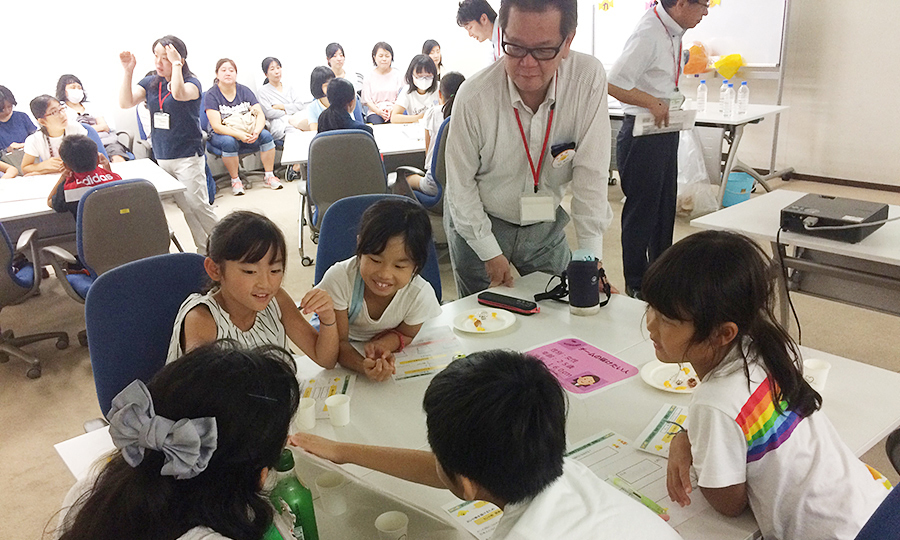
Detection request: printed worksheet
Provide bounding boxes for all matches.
[442,499,502,540]
[565,430,711,528]
[636,404,690,458]
[298,374,356,419]
[392,326,463,382]
[528,338,638,396]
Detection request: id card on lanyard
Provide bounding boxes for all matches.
[653,7,685,109]
[514,99,556,223]
[154,80,172,130]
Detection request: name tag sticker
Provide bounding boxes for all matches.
[154,112,170,130]
[520,194,556,223]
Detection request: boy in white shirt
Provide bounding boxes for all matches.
[292,350,683,540]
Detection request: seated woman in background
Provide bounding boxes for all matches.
[57,74,130,162]
[361,42,403,125]
[326,43,363,93]
[0,85,37,154]
[54,340,301,540]
[422,39,443,79]
[391,55,439,125]
[305,66,335,132]
[204,58,281,195]
[257,57,309,139]
[20,95,88,175]
[317,78,372,135]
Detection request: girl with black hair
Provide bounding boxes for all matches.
[391,55,439,125]
[0,84,37,153]
[20,95,88,175]
[644,231,888,540]
[422,39,443,79]
[57,74,130,162]
[167,211,338,369]
[401,72,465,196]
[317,198,441,382]
[257,57,309,139]
[326,42,363,92]
[306,66,336,132]
[317,78,372,135]
[361,42,403,125]
[55,341,301,540]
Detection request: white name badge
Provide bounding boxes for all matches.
[670,90,685,110]
[520,193,556,223]
[154,112,170,130]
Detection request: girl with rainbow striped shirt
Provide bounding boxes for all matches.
[642,230,888,540]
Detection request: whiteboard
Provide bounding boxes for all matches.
[593,0,788,69]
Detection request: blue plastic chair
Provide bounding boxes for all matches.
[313,194,441,302]
[853,486,900,540]
[80,123,110,160]
[85,252,207,416]
[415,116,450,211]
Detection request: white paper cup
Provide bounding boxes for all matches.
[315,471,348,515]
[803,358,831,392]
[375,511,409,540]
[292,397,316,431]
[325,394,351,427]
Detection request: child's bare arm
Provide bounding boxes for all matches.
[181,305,218,353]
[335,310,393,382]
[279,288,339,369]
[700,484,748,517]
[290,433,445,489]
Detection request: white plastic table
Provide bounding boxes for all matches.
[55,273,900,540]
[280,124,426,166]
[691,189,900,322]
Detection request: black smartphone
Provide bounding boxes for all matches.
[477,291,540,315]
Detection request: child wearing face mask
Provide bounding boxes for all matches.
[57,74,131,162]
[391,55,440,124]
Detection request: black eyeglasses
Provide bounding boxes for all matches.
[502,38,567,61]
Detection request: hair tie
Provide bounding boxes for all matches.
[107,380,217,480]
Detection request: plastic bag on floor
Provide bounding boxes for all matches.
[677,128,718,218]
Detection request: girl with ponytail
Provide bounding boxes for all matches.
[316,78,372,135]
[642,230,888,540]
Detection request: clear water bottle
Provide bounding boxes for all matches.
[696,80,708,112]
[737,81,750,114]
[718,79,729,113]
[722,83,736,117]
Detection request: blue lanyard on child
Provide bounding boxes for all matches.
[347,272,366,323]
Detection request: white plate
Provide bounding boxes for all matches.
[640,360,701,393]
[452,309,516,334]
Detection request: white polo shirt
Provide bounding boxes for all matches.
[608,5,687,115]
[445,51,613,261]
[493,458,683,540]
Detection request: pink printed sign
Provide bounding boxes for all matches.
[528,338,638,394]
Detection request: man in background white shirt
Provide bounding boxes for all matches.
[457,0,504,63]
[446,0,614,297]
[608,0,708,299]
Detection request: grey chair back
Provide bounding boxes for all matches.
[78,179,171,277]
[307,129,388,221]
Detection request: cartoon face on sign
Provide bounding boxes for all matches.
[573,374,602,388]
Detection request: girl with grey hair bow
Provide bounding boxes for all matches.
[55,340,300,540]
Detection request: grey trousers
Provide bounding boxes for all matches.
[445,206,572,298]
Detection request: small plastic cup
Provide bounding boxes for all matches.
[292,397,316,431]
[315,471,348,515]
[325,394,351,427]
[375,511,409,540]
[803,358,831,393]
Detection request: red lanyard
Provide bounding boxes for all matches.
[654,7,682,88]
[493,23,502,61]
[514,103,555,194]
[158,80,172,111]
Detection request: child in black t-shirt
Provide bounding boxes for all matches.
[47,134,121,218]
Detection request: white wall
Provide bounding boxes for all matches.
[6,0,897,188]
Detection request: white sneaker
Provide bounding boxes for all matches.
[231,179,245,196]
[265,176,284,190]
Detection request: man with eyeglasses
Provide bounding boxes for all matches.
[608,0,709,300]
[445,0,614,298]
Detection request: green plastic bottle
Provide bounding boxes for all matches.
[268,449,319,540]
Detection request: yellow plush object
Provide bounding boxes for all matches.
[714,54,743,79]
[684,43,710,75]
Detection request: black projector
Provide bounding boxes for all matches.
[780,194,889,243]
